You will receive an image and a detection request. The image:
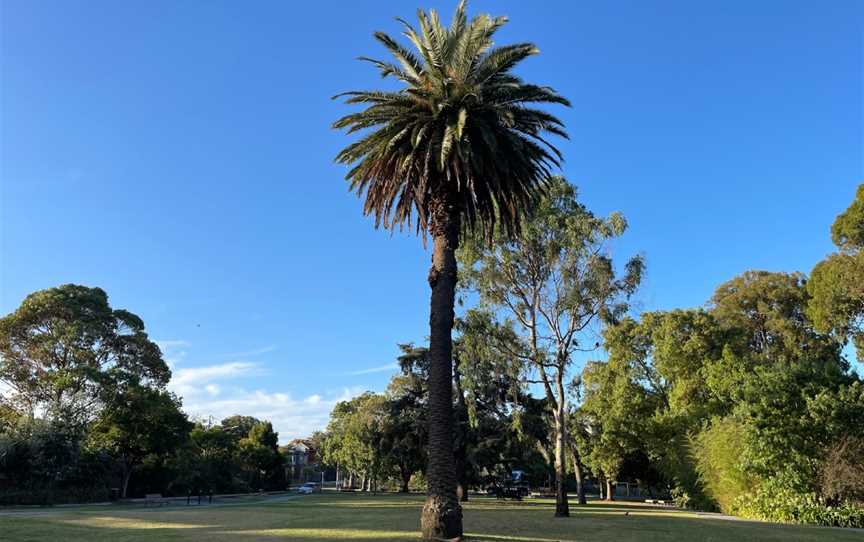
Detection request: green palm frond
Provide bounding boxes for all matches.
[333,0,569,239]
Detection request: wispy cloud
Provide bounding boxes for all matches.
[171,362,259,388]
[178,385,365,443]
[345,363,397,376]
[160,340,368,442]
[166,355,364,442]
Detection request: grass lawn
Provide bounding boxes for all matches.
[1,493,860,542]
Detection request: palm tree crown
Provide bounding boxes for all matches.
[333,0,570,238]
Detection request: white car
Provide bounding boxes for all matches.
[297,482,319,495]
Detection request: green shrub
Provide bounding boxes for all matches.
[733,474,864,528]
[0,486,110,506]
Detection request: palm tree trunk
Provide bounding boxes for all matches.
[453,355,469,503]
[420,213,463,540]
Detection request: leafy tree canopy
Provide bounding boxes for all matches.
[808,184,864,360]
[831,184,864,252]
[88,385,190,497]
[0,284,170,425]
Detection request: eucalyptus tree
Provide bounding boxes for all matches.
[460,177,643,516]
[0,284,170,425]
[321,393,389,492]
[332,2,568,536]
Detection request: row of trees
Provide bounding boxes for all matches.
[0,286,288,503]
[315,183,864,528]
[574,185,864,526]
[320,340,548,497]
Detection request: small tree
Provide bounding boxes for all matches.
[237,422,284,491]
[384,348,428,493]
[89,385,190,498]
[460,178,643,516]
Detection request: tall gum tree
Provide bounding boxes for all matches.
[332,2,569,537]
[459,178,643,517]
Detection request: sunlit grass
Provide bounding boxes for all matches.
[1,492,860,542]
[58,516,210,529]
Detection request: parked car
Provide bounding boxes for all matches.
[297,482,320,495]
[486,469,530,500]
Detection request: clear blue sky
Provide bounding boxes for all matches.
[1,0,861,440]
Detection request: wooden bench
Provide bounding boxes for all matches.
[145,493,167,506]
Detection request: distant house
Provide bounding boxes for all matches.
[282,439,318,482]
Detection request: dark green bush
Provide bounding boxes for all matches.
[0,486,110,506]
[733,474,864,528]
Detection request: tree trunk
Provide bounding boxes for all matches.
[453,355,469,503]
[599,475,605,500]
[457,482,469,502]
[553,374,569,517]
[400,468,411,493]
[420,213,463,540]
[605,478,615,501]
[571,448,587,505]
[553,410,570,517]
[120,463,133,499]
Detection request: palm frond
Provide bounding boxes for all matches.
[333,1,570,240]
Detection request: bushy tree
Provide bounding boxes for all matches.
[384,346,429,492]
[237,421,285,491]
[0,284,170,425]
[89,385,191,497]
[321,393,389,491]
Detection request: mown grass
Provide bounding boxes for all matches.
[1,493,860,541]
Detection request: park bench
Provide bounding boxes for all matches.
[145,493,168,506]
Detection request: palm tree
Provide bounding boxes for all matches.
[333,2,569,538]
